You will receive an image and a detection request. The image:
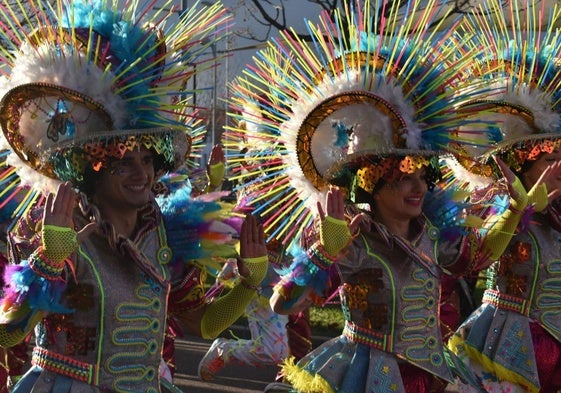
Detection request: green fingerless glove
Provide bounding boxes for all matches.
[239,255,268,287]
[320,216,351,256]
[42,224,78,263]
[527,182,548,212]
[483,177,529,262]
[207,162,226,189]
[200,255,268,339]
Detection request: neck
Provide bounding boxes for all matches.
[95,200,139,238]
[383,218,411,239]
[372,209,412,239]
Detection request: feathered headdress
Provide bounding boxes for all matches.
[222,0,479,247]
[450,0,561,178]
[0,0,231,202]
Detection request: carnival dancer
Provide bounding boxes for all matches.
[446,1,561,392]
[220,0,553,391]
[0,1,269,392]
[199,104,294,381]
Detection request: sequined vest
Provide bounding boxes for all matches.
[337,218,455,382]
[31,209,172,393]
[484,214,561,342]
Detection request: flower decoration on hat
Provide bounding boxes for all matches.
[450,0,561,179]
[223,0,479,247]
[0,0,232,206]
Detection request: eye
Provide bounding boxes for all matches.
[108,160,132,175]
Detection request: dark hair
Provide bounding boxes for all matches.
[78,149,166,197]
[348,160,441,205]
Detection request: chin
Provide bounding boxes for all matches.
[405,209,423,219]
[129,196,150,208]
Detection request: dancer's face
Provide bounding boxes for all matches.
[95,147,156,210]
[374,168,428,221]
[522,149,561,195]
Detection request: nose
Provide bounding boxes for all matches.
[411,175,427,191]
[129,161,151,178]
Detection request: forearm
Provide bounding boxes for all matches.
[0,310,45,348]
[199,284,258,339]
[481,180,545,262]
[0,224,76,347]
[200,255,268,339]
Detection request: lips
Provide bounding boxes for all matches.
[125,184,148,192]
[404,195,423,206]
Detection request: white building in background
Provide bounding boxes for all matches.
[183,0,322,163]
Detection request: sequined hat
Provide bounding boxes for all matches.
[0,0,231,194]
[450,0,561,179]
[222,0,479,246]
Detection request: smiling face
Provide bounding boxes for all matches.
[373,168,428,226]
[521,149,561,196]
[93,147,156,213]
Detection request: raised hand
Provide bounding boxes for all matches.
[318,186,345,221]
[317,185,365,236]
[43,182,77,229]
[239,214,266,259]
[535,160,561,204]
[42,182,97,245]
[206,144,226,190]
[237,213,267,280]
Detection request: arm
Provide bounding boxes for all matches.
[0,183,96,347]
[174,214,268,339]
[453,158,561,273]
[270,186,356,315]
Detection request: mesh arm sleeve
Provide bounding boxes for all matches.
[200,256,267,339]
[319,216,351,256]
[482,177,532,261]
[0,310,45,347]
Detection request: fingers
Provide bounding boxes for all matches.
[538,161,561,186]
[241,213,257,243]
[326,186,345,220]
[349,212,366,235]
[317,201,325,221]
[548,161,561,182]
[208,144,225,165]
[43,182,77,227]
[239,213,265,258]
[318,186,345,222]
[537,161,561,205]
[494,156,515,184]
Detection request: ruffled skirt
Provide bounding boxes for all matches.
[281,334,447,393]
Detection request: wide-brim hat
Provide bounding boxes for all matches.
[222,0,478,247]
[448,0,561,182]
[0,0,231,194]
